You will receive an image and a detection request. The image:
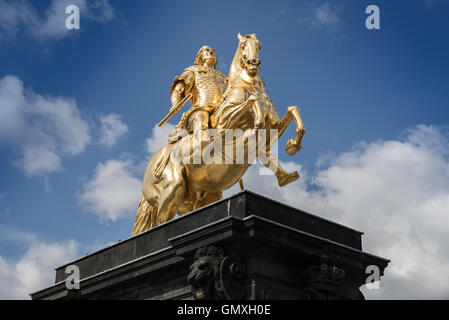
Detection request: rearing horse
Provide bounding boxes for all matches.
[132,33,305,235]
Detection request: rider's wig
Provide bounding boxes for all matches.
[194,46,218,68]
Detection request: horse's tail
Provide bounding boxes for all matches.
[132,194,158,236]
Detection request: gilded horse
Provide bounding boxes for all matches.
[132,33,305,235]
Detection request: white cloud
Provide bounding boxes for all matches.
[0,75,91,175]
[85,0,115,22]
[0,231,79,299]
[0,75,91,176]
[225,125,449,299]
[0,0,115,42]
[79,159,142,222]
[76,122,176,224]
[78,122,170,224]
[314,3,340,27]
[98,113,128,147]
[146,122,175,155]
[425,0,439,7]
[298,2,341,33]
[0,0,37,42]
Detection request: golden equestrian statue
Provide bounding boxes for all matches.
[132,33,306,235]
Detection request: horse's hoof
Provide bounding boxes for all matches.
[286,139,301,156]
[277,170,300,187]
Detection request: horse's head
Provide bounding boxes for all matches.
[237,33,261,78]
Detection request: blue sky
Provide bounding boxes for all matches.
[0,0,448,299]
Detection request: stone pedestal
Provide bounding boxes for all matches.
[31,191,389,300]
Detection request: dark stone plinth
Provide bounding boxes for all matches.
[30,190,389,300]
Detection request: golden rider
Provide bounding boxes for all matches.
[168,46,228,143]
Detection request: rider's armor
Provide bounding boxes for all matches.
[169,65,227,142]
[189,65,227,113]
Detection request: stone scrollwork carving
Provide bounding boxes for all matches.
[301,255,346,300]
[187,245,246,300]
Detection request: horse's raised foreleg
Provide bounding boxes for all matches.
[250,105,305,187]
[274,106,306,156]
[251,97,265,129]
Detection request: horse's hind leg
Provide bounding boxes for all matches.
[155,164,186,226]
[261,149,300,187]
[194,191,222,210]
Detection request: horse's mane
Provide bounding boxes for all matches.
[227,45,242,90]
[224,37,263,97]
[219,34,279,124]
